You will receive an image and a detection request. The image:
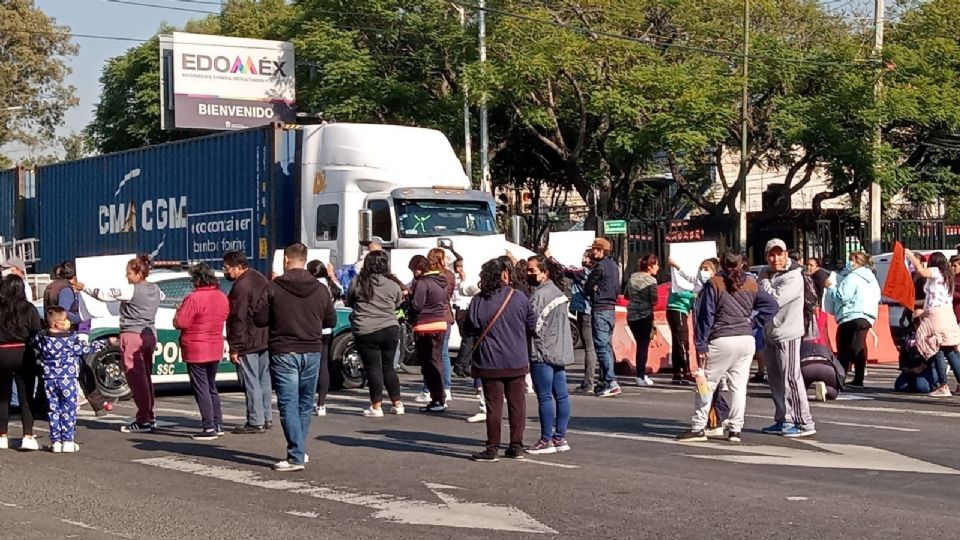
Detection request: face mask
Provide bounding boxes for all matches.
[699,270,714,282]
[527,276,541,287]
[224,273,236,282]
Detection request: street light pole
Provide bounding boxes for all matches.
[869,0,884,254]
[454,5,472,181]
[478,0,490,194]
[737,0,750,256]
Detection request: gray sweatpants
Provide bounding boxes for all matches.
[690,335,755,432]
[764,338,815,429]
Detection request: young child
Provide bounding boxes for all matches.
[32,307,104,453]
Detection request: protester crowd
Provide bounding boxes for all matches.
[0,234,956,468]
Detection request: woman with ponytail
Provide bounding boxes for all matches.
[677,251,778,443]
[82,254,163,433]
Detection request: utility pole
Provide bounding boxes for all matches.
[737,0,750,255]
[869,0,884,254]
[478,0,490,194]
[454,5,472,181]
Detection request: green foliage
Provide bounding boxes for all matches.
[0,0,77,154]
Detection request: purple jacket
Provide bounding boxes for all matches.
[467,286,536,378]
[695,275,779,354]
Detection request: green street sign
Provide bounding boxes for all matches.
[604,220,628,235]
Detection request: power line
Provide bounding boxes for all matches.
[102,0,218,14]
[454,2,872,68]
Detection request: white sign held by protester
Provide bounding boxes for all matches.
[668,241,717,293]
[75,254,136,319]
[547,231,596,269]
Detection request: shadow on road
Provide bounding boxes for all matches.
[320,429,479,460]
[128,438,278,468]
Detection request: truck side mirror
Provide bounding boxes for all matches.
[359,209,373,245]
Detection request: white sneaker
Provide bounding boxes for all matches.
[636,376,654,387]
[467,412,487,423]
[704,427,725,438]
[414,391,432,404]
[444,389,453,402]
[363,407,384,418]
[51,442,63,453]
[62,442,79,453]
[19,437,39,451]
[314,405,326,417]
[273,460,305,472]
[0,436,8,450]
[392,404,405,416]
[813,381,827,402]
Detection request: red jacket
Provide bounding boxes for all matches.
[174,285,229,363]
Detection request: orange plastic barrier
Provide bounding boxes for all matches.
[825,304,898,364]
[614,308,693,376]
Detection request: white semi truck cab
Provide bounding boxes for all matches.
[298,123,527,283]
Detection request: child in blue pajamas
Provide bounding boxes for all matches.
[32,307,103,453]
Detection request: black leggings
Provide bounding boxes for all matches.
[628,317,654,377]
[837,318,871,384]
[317,334,331,407]
[0,347,33,436]
[356,326,402,404]
[666,310,691,377]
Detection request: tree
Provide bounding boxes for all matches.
[0,0,77,152]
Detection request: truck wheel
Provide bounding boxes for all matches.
[90,346,131,400]
[330,333,364,389]
[570,317,583,350]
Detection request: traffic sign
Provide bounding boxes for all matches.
[603,220,627,235]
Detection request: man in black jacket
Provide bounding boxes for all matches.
[584,238,622,397]
[254,243,336,472]
[223,251,272,435]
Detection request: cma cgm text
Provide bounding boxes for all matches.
[99,197,188,235]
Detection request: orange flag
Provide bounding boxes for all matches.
[883,241,916,311]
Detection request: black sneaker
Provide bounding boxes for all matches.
[232,424,266,435]
[505,447,525,460]
[471,449,499,462]
[191,430,219,441]
[571,385,593,395]
[264,421,274,430]
[727,431,742,443]
[676,430,708,443]
[847,380,864,388]
[421,401,448,413]
[751,372,768,384]
[120,422,155,433]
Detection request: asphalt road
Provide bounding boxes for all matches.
[3,362,960,540]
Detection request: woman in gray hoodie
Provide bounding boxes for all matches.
[346,251,406,417]
[627,254,660,386]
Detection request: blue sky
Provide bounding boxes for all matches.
[8,0,207,160]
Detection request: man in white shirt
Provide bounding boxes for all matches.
[2,256,33,302]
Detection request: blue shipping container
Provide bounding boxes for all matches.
[0,168,16,240]
[36,126,296,273]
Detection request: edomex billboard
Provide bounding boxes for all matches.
[160,32,295,131]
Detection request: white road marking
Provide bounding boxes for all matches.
[570,429,960,475]
[519,458,580,469]
[786,497,809,501]
[814,403,960,419]
[285,511,319,518]
[137,456,556,533]
[742,414,920,432]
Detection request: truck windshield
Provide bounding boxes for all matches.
[395,199,498,238]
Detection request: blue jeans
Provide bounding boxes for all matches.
[932,348,960,387]
[591,309,617,388]
[270,352,321,465]
[530,363,571,440]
